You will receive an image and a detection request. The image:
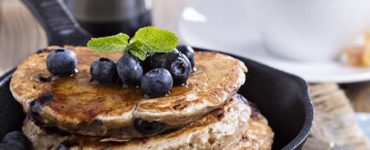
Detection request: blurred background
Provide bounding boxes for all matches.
[0,0,187,74]
[1,0,370,149]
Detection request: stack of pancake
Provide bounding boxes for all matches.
[10,46,274,150]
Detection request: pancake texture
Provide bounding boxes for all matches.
[23,95,274,150]
[10,46,248,138]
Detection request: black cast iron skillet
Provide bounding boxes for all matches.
[0,0,313,149]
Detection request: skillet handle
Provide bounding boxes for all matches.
[20,0,91,46]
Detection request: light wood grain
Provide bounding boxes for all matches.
[0,0,47,75]
[345,82,370,112]
[305,83,370,150]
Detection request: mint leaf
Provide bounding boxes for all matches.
[127,41,147,61]
[87,33,129,52]
[85,27,179,60]
[130,26,178,53]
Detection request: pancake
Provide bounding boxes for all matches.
[11,46,248,138]
[22,95,274,150]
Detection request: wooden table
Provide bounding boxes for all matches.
[1,0,370,149]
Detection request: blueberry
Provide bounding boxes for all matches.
[142,53,155,72]
[1,131,30,150]
[116,55,143,87]
[29,94,54,126]
[29,100,43,114]
[134,119,165,135]
[46,49,77,77]
[90,57,118,84]
[177,45,195,69]
[164,53,192,85]
[147,51,191,85]
[30,94,53,113]
[141,68,173,98]
[0,144,16,150]
[146,53,167,69]
[146,49,179,69]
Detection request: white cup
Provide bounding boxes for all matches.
[243,0,370,62]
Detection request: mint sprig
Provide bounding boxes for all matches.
[126,41,147,61]
[130,27,178,53]
[86,26,179,61]
[87,33,129,52]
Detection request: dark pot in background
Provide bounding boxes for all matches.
[64,0,152,37]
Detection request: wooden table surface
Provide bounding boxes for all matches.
[1,0,370,149]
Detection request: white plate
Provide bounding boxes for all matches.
[178,0,370,83]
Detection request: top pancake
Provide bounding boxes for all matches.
[10,46,247,138]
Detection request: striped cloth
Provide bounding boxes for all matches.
[303,83,370,150]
